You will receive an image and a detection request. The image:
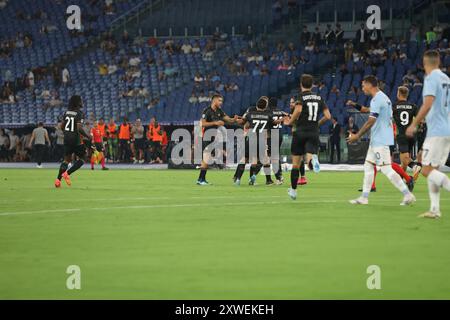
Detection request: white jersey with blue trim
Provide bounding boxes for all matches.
[369,90,394,147]
[423,69,450,137]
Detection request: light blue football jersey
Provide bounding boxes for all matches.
[369,90,394,147]
[423,69,450,137]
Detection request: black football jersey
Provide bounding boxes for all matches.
[201,106,227,130]
[294,91,327,133]
[62,109,84,143]
[244,109,274,133]
[392,101,417,136]
[270,109,287,130]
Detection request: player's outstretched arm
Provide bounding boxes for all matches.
[347,100,370,113]
[406,96,434,138]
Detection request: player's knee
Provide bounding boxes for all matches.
[364,161,374,174]
[380,165,395,177]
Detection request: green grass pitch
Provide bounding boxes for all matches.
[0,168,449,299]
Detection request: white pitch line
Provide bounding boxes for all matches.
[0,197,447,217]
[0,200,290,217]
[0,195,286,204]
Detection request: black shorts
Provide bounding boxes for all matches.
[94,142,104,152]
[245,133,268,161]
[134,138,145,150]
[267,134,283,157]
[64,142,86,158]
[417,135,426,151]
[291,131,319,156]
[397,136,415,154]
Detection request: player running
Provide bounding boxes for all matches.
[197,94,238,185]
[406,50,450,219]
[347,76,416,206]
[392,86,419,174]
[54,95,90,187]
[90,120,109,170]
[285,74,331,200]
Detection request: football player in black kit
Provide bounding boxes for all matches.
[197,94,238,185]
[392,86,419,173]
[233,96,283,186]
[268,97,289,185]
[285,74,331,200]
[55,95,91,188]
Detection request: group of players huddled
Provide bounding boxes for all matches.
[55,50,450,219]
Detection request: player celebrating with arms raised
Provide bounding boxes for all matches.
[406,50,450,219]
[54,95,90,187]
[348,76,415,205]
[285,74,331,200]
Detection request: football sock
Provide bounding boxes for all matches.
[91,156,95,169]
[362,162,375,198]
[57,162,68,180]
[428,170,450,192]
[381,165,410,195]
[372,166,377,189]
[198,169,207,181]
[234,163,245,180]
[428,177,441,213]
[67,159,84,175]
[392,162,411,183]
[299,161,305,177]
[263,165,272,182]
[253,163,263,176]
[291,168,299,190]
[101,156,106,168]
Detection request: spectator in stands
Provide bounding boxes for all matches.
[104,0,115,15]
[26,70,35,89]
[345,116,359,137]
[329,117,341,164]
[409,24,419,42]
[301,25,311,44]
[368,28,382,47]
[433,22,443,41]
[344,40,354,63]
[355,23,368,52]
[0,0,8,9]
[194,73,204,83]
[426,27,437,45]
[305,41,315,53]
[52,65,61,87]
[1,82,15,103]
[28,122,50,168]
[335,24,344,45]
[324,24,335,46]
[189,92,199,104]
[164,63,178,78]
[313,26,322,45]
[62,67,70,87]
[0,129,8,161]
[181,41,193,55]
